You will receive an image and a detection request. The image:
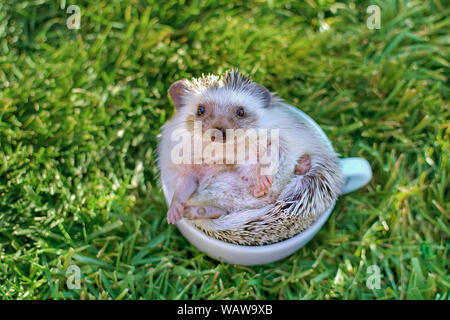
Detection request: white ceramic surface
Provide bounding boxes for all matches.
[161,106,372,265]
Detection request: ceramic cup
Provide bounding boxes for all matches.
[161,106,372,266]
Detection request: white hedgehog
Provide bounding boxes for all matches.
[158,70,344,245]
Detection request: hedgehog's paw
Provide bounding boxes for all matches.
[167,201,185,224]
[295,155,311,175]
[252,175,273,198]
[183,205,228,220]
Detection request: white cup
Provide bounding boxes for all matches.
[161,106,372,265]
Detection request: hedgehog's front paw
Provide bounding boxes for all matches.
[295,155,311,175]
[183,205,228,219]
[252,175,273,198]
[167,200,185,224]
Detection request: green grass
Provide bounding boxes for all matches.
[0,0,448,300]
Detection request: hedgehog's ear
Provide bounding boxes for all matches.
[253,84,272,108]
[169,80,189,109]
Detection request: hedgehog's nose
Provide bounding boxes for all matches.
[213,127,227,142]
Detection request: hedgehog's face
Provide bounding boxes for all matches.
[168,71,272,142]
[186,87,263,139]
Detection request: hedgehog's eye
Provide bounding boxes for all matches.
[236,106,245,117]
[197,105,205,116]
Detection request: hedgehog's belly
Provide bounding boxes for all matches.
[187,171,275,211]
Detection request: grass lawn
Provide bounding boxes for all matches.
[0,0,448,299]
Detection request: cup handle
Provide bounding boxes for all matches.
[339,157,372,195]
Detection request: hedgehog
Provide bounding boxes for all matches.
[157,69,344,245]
